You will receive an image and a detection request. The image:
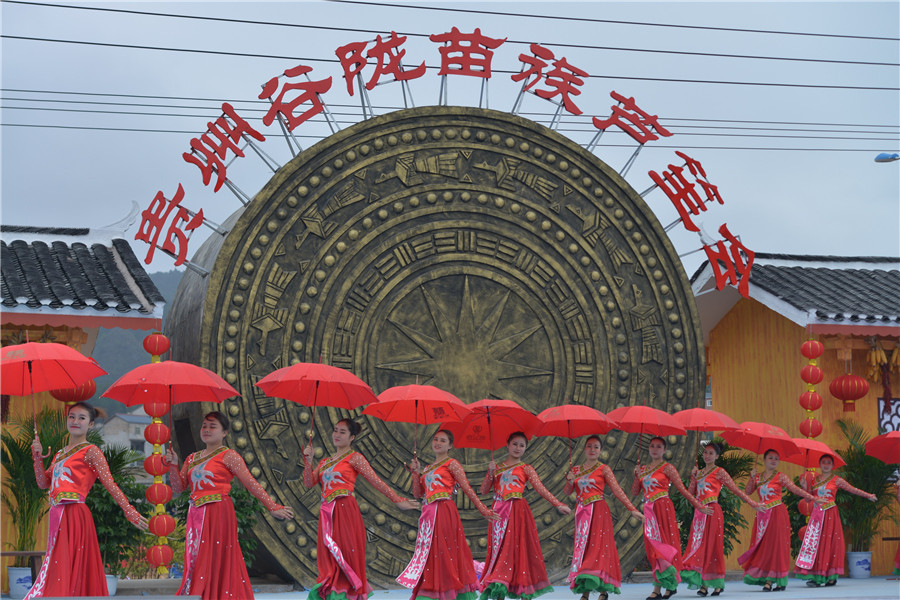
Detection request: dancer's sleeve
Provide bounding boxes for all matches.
[480,469,494,495]
[449,460,492,517]
[688,474,698,496]
[602,465,638,512]
[630,467,642,497]
[524,465,566,508]
[168,457,187,495]
[665,463,704,510]
[744,474,758,496]
[350,453,405,503]
[303,458,321,489]
[85,445,143,525]
[563,466,578,496]
[717,469,757,504]
[779,474,816,501]
[835,476,875,499]
[33,451,51,489]
[224,449,284,511]
[411,471,424,499]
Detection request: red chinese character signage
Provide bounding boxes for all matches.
[703,223,755,297]
[593,91,673,144]
[183,103,265,192]
[512,44,588,115]
[135,184,204,266]
[430,27,506,78]
[259,64,333,131]
[648,151,723,232]
[336,32,426,96]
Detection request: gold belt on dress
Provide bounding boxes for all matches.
[192,493,223,507]
[50,491,83,505]
[322,489,350,503]
[646,491,669,502]
[424,492,451,504]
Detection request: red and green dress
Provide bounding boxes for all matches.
[630,462,703,593]
[304,450,408,600]
[563,463,637,596]
[478,462,567,600]
[794,474,873,585]
[26,442,143,599]
[680,467,757,591]
[739,471,814,588]
[170,447,287,600]
[397,458,492,600]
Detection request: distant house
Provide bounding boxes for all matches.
[99,407,154,454]
[692,253,900,575]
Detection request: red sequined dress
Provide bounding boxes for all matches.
[26,442,143,599]
[680,466,757,591]
[303,450,407,600]
[794,474,873,585]
[563,462,637,595]
[630,462,703,592]
[397,458,492,600]
[738,471,813,588]
[478,462,566,600]
[169,447,286,600]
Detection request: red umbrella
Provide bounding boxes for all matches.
[102,361,240,406]
[720,422,799,458]
[607,405,687,437]
[672,408,739,432]
[865,431,900,464]
[535,404,617,467]
[442,399,540,453]
[255,362,378,446]
[362,384,470,455]
[784,438,845,469]
[1,341,107,432]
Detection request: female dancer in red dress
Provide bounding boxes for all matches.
[680,442,760,597]
[302,419,418,600]
[564,435,644,600]
[479,432,572,600]
[27,402,148,599]
[398,430,496,600]
[794,454,876,587]
[630,436,707,600]
[167,411,294,600]
[739,449,818,592]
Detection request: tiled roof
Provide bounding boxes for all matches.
[690,253,900,335]
[1,226,164,322]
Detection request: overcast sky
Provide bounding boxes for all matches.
[2,1,898,277]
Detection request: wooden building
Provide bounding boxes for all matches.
[0,225,164,592]
[692,253,900,575]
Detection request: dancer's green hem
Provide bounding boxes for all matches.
[652,566,678,591]
[793,573,837,585]
[307,583,373,600]
[572,575,620,595]
[680,571,724,591]
[743,576,787,587]
[894,567,900,576]
[479,583,553,600]
[417,593,478,600]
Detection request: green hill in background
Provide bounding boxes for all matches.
[91,269,183,417]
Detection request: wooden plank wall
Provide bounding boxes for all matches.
[709,297,898,575]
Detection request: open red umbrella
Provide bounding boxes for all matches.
[784,438,845,469]
[720,422,799,458]
[255,362,378,446]
[1,341,107,431]
[102,361,240,406]
[672,408,739,433]
[607,405,687,436]
[362,384,470,455]
[865,431,900,464]
[442,399,540,453]
[535,404,617,467]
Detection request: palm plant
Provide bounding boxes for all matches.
[0,408,100,567]
[834,419,899,552]
[672,437,755,556]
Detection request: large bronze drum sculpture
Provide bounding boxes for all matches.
[166,106,705,586]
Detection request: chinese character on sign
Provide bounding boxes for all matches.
[429,27,506,78]
[259,64,333,131]
[135,184,204,266]
[648,151,723,232]
[592,91,673,144]
[336,32,426,96]
[182,103,266,192]
[703,223,754,297]
[512,44,588,115]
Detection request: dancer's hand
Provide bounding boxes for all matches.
[633,465,641,477]
[630,509,645,521]
[868,493,877,502]
[302,445,315,465]
[164,447,179,467]
[487,460,497,473]
[565,469,576,484]
[396,499,419,511]
[483,510,500,522]
[407,457,421,474]
[814,497,827,505]
[699,506,714,516]
[271,506,294,520]
[128,509,149,531]
[690,466,700,480]
[556,504,572,515]
[31,435,44,456]
[748,467,757,479]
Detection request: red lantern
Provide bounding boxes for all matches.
[829,374,870,412]
[144,401,170,418]
[143,332,171,357]
[800,365,824,385]
[801,340,824,360]
[798,499,812,517]
[146,544,174,567]
[149,514,176,538]
[146,483,173,505]
[144,454,168,477]
[144,423,171,446]
[798,391,823,411]
[798,525,807,540]
[50,379,97,404]
[799,418,823,438]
